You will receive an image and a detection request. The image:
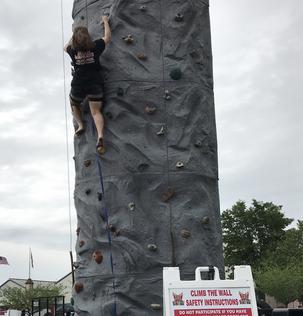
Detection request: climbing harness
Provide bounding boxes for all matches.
[96,154,118,316]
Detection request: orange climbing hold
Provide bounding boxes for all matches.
[93,250,103,264]
[74,282,84,293]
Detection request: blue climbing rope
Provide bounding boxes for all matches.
[96,153,117,316]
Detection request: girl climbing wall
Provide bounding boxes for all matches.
[64,15,111,154]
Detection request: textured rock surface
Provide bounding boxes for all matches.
[71,0,224,314]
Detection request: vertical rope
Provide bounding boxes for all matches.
[60,0,73,252]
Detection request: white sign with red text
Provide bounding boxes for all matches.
[163,266,258,316]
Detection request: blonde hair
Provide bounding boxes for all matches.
[72,27,95,51]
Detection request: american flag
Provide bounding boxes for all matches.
[0,256,9,265]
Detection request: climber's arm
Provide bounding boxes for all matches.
[64,37,73,52]
[102,16,111,45]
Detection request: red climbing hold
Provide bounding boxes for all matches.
[74,282,84,293]
[79,240,85,247]
[92,250,103,264]
[161,188,175,202]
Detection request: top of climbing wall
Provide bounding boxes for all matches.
[72,0,213,86]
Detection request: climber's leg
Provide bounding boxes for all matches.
[89,99,105,154]
[70,87,85,135]
[70,96,85,135]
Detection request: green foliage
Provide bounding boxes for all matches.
[221,199,293,269]
[0,284,64,312]
[261,220,303,268]
[222,199,303,305]
[255,221,303,305]
[255,263,303,305]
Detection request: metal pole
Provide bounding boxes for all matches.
[69,251,75,285]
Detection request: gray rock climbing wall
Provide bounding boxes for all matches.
[71,0,224,315]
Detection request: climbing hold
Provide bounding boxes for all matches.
[80,16,85,20]
[137,53,147,60]
[181,229,191,239]
[76,227,80,236]
[164,90,171,100]
[144,105,157,114]
[161,188,175,202]
[170,68,182,80]
[138,163,149,172]
[139,5,146,11]
[117,87,124,96]
[123,35,134,44]
[92,250,103,264]
[128,202,135,211]
[79,240,85,247]
[84,160,91,167]
[194,139,203,148]
[176,161,184,168]
[202,216,210,224]
[97,192,103,201]
[175,13,184,22]
[105,112,113,119]
[147,244,157,251]
[156,126,165,136]
[108,224,116,232]
[108,224,120,236]
[150,304,162,311]
[85,189,91,195]
[74,282,84,293]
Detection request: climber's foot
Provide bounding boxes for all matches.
[75,126,85,136]
[96,138,105,155]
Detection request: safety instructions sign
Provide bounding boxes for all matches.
[163,266,258,316]
[169,287,253,316]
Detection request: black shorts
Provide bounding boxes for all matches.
[70,84,104,104]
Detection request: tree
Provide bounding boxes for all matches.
[260,220,303,268]
[255,263,303,306]
[255,221,303,305]
[221,199,293,270]
[0,284,64,314]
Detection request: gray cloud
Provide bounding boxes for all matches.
[211,0,303,221]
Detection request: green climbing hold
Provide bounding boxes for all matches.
[170,68,182,80]
[117,87,124,96]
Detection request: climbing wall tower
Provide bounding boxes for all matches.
[71,0,224,315]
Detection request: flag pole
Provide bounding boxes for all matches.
[28,247,31,279]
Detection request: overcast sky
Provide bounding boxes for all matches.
[0,0,302,286]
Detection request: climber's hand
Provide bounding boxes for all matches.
[102,15,109,23]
